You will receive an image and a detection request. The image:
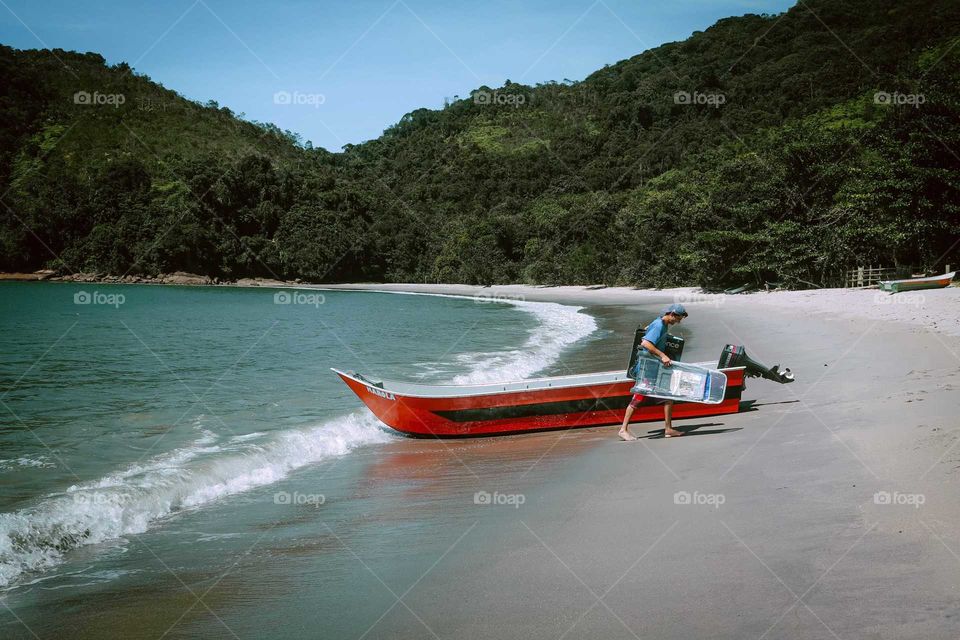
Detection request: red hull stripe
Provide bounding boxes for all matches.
[408,399,742,438]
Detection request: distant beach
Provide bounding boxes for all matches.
[317,281,960,337]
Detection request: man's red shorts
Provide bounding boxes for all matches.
[629,394,671,408]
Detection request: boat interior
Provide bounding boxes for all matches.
[333,363,739,398]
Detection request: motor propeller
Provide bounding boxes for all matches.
[717,344,795,383]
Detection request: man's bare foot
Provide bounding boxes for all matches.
[664,427,684,438]
[618,429,637,441]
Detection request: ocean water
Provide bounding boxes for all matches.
[0,282,596,605]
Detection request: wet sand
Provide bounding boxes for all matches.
[4,286,960,639]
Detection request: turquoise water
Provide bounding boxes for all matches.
[0,282,595,599]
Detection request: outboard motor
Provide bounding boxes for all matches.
[664,335,684,361]
[718,344,794,383]
[627,324,684,376]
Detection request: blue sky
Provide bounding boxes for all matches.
[0,0,796,151]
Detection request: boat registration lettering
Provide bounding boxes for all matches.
[366,386,395,400]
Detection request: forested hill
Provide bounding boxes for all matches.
[2,0,958,287]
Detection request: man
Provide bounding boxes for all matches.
[618,303,688,441]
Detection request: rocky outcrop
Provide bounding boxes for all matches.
[7,271,303,287]
[0,270,56,281]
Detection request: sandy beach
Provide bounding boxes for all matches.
[297,282,960,639]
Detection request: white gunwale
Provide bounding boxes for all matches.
[331,364,745,399]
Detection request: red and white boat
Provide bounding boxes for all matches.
[335,343,793,438]
[334,365,746,437]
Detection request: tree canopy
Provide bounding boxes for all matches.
[1,0,958,287]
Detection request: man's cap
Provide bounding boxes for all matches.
[663,303,688,317]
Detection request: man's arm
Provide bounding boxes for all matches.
[641,339,672,366]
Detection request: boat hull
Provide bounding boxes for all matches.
[335,368,745,437]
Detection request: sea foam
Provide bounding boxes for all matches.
[0,413,390,588]
[451,299,597,384]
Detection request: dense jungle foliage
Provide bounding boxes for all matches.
[1,0,958,287]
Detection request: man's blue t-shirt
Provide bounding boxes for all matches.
[641,318,668,354]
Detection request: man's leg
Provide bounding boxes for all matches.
[663,401,683,437]
[618,404,637,440]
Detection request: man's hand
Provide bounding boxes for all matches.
[660,354,672,367]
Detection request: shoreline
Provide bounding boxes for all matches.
[314,282,960,337]
[6,275,958,337]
